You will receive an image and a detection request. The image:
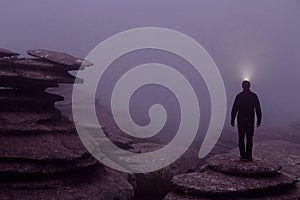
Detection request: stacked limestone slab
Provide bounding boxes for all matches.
[0,48,134,200]
[164,152,300,199]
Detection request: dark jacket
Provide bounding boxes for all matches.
[231,89,262,124]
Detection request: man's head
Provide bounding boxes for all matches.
[242,80,251,90]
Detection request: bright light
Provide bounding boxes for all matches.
[243,76,250,81]
[240,65,253,82]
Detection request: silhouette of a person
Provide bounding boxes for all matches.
[231,80,262,162]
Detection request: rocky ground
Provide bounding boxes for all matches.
[1,47,300,199]
[164,140,300,199]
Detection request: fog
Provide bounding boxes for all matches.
[1,0,300,139]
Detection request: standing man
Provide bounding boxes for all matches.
[231,80,262,162]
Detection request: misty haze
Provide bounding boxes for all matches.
[1,0,300,199]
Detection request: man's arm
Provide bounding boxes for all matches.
[231,95,239,127]
[255,94,262,127]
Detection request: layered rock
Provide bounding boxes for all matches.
[164,140,300,199]
[0,48,134,200]
[206,153,282,176]
[0,48,19,58]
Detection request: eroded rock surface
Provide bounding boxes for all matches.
[230,140,300,178]
[80,115,200,199]
[27,49,92,68]
[164,183,300,200]
[0,48,134,200]
[0,48,19,57]
[206,153,281,176]
[164,140,300,200]
[171,169,296,196]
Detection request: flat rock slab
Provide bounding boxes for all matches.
[0,90,64,102]
[27,49,93,68]
[0,132,88,161]
[0,68,82,85]
[0,168,134,200]
[0,48,19,57]
[0,91,62,112]
[0,68,18,78]
[0,111,59,124]
[11,58,80,70]
[231,140,300,178]
[171,169,297,196]
[0,76,59,89]
[0,155,97,175]
[14,68,82,83]
[0,58,56,69]
[0,115,75,134]
[164,183,300,200]
[206,153,282,176]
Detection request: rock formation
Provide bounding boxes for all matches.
[164,140,300,199]
[82,121,200,199]
[0,48,134,200]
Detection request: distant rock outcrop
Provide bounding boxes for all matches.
[0,48,134,200]
[0,48,19,58]
[164,140,300,199]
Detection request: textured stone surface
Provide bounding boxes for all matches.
[164,183,300,200]
[0,68,18,77]
[0,155,98,175]
[0,132,89,161]
[206,153,282,176]
[27,49,92,68]
[0,90,64,102]
[0,167,134,200]
[14,68,81,83]
[132,144,199,199]
[0,90,63,112]
[231,140,300,178]
[0,48,19,57]
[164,140,300,200]
[80,122,199,199]
[0,48,134,200]
[0,58,83,88]
[0,114,75,133]
[0,76,60,89]
[171,169,296,196]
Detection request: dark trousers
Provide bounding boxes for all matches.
[237,117,254,159]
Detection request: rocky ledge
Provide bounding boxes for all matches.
[164,140,300,200]
[206,153,282,176]
[0,48,134,200]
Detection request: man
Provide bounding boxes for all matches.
[231,80,262,162]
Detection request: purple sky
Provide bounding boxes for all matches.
[1,0,300,126]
